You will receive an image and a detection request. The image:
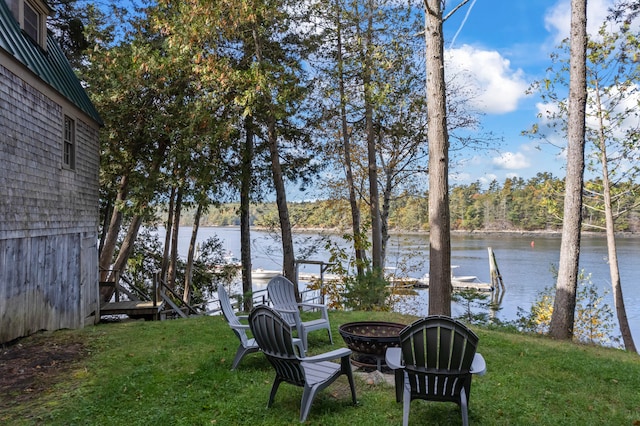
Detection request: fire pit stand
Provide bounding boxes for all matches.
[338,321,406,371]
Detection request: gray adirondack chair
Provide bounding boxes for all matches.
[217,284,260,370]
[267,275,333,350]
[385,315,486,426]
[248,305,357,423]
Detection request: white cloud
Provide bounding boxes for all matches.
[445,45,529,114]
[544,0,615,45]
[479,173,498,187]
[492,152,531,170]
[450,172,473,184]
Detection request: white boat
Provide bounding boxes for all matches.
[210,252,241,274]
[251,268,282,280]
[417,266,493,292]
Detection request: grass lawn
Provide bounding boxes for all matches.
[1,310,639,425]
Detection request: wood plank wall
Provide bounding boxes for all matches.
[0,59,100,343]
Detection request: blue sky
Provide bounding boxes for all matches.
[440,0,617,187]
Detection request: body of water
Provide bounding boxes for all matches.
[170,226,640,344]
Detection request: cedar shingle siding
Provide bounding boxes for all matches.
[0,0,101,343]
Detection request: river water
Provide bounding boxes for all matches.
[172,227,640,344]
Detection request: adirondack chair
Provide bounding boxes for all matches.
[248,305,357,423]
[217,284,260,370]
[267,275,333,350]
[385,315,486,426]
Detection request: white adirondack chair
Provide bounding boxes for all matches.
[267,275,333,350]
[249,305,357,422]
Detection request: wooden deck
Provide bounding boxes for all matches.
[100,301,164,319]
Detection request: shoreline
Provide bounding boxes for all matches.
[189,225,639,238]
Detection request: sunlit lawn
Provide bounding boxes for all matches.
[2,310,639,425]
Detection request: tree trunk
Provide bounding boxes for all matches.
[252,25,297,299]
[549,0,588,340]
[161,186,176,283]
[593,82,637,352]
[364,0,383,273]
[183,202,202,304]
[167,186,183,292]
[267,117,297,298]
[99,174,128,281]
[602,149,637,352]
[336,0,366,277]
[380,145,393,267]
[105,214,144,303]
[240,116,254,312]
[425,0,452,316]
[98,198,113,255]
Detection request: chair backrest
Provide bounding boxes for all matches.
[267,275,299,325]
[399,316,478,397]
[249,305,305,386]
[218,284,249,345]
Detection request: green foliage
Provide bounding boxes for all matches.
[343,270,391,311]
[452,289,492,325]
[516,271,621,347]
[123,229,235,309]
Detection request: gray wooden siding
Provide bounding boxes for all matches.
[0,61,100,343]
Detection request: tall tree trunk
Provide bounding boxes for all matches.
[105,214,144,303]
[267,117,297,297]
[252,26,297,299]
[240,116,254,312]
[99,199,113,255]
[167,186,183,292]
[380,153,393,267]
[593,83,637,352]
[183,202,203,304]
[336,0,366,277]
[364,0,383,273]
[162,186,176,283]
[601,147,637,352]
[99,174,129,281]
[549,0,588,340]
[425,0,452,316]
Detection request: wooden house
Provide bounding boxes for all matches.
[0,0,103,343]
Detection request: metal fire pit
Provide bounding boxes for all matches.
[338,321,406,371]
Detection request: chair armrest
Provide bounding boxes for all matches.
[236,314,249,320]
[276,307,300,315]
[385,347,403,370]
[299,302,327,310]
[299,302,329,319]
[303,348,351,363]
[470,353,486,376]
[229,323,250,331]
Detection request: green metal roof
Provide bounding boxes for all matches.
[0,0,103,125]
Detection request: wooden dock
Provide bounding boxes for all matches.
[100,300,164,319]
[414,278,494,292]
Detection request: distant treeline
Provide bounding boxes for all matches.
[179,174,640,233]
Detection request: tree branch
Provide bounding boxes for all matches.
[444,0,471,22]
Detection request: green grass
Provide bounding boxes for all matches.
[2,310,640,425]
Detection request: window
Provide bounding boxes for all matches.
[23,2,39,43]
[5,0,50,48]
[64,115,75,169]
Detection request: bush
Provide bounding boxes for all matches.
[516,270,621,347]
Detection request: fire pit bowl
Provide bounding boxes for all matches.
[338,321,406,358]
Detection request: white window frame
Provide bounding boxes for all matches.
[6,0,50,49]
[22,1,40,44]
[63,115,76,170]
